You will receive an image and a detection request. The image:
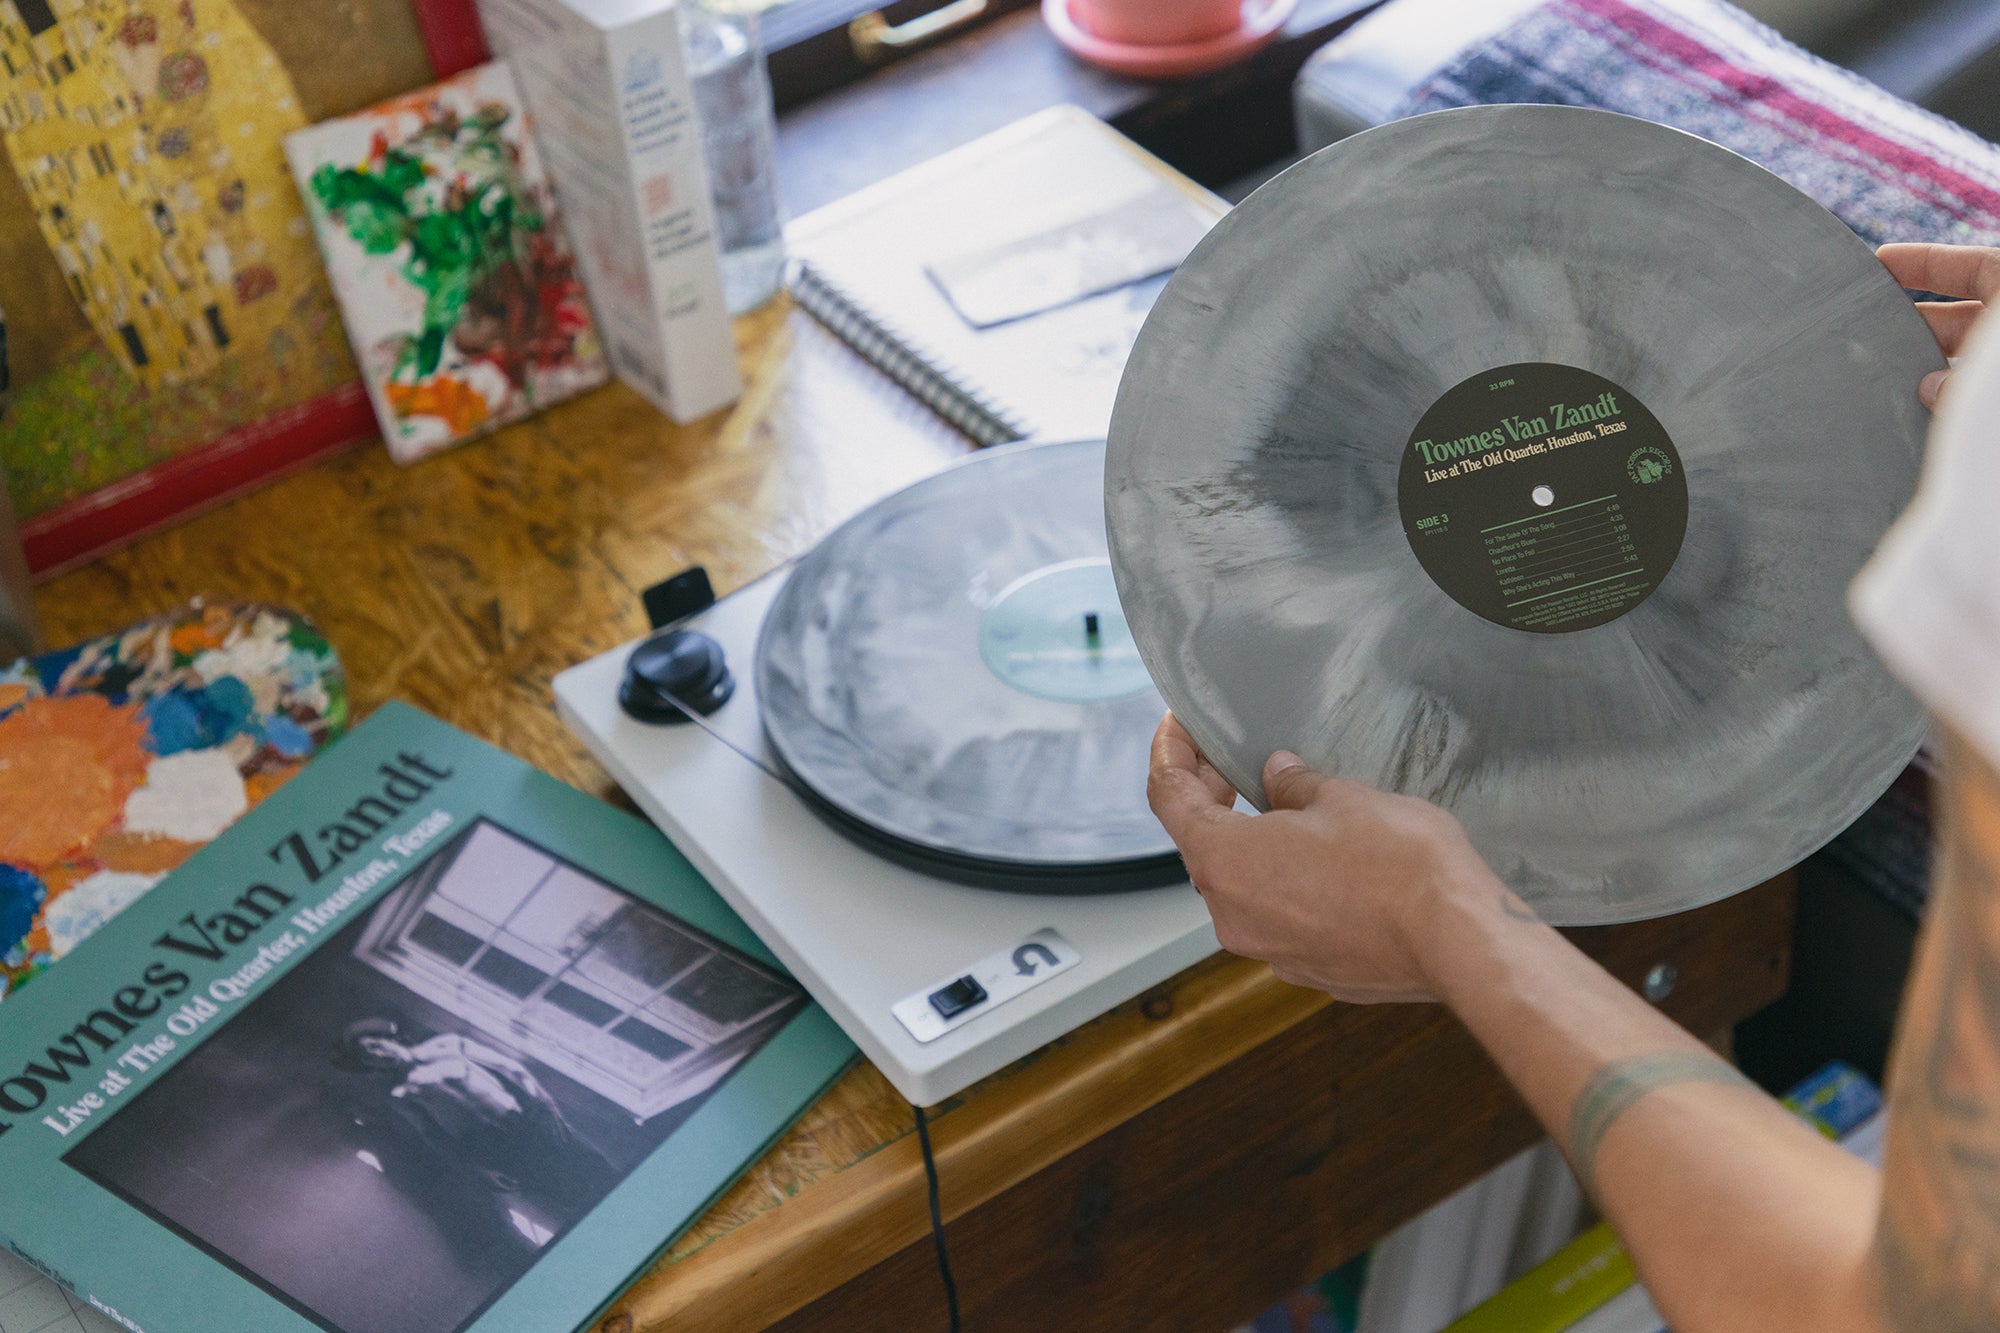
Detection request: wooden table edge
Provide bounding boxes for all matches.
[609,952,1329,1328]
[602,872,1794,1331]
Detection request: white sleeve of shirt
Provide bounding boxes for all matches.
[1850,314,2000,769]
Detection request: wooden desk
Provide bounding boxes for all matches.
[38,299,1796,1332]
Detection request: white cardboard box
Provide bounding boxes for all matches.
[478,0,741,422]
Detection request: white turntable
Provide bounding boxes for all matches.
[553,442,1217,1106]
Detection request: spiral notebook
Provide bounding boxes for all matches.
[785,107,1227,447]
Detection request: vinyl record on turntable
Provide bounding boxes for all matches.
[1105,104,1945,925]
[757,438,1181,892]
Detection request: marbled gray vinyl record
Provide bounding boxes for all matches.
[1105,105,1942,924]
[757,438,1176,884]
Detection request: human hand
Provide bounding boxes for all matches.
[1877,242,2000,408]
[1146,713,1525,1003]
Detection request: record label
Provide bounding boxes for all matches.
[1398,362,1688,634]
[978,559,1152,702]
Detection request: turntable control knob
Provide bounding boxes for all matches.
[619,629,736,724]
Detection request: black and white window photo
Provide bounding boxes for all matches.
[66,819,806,1333]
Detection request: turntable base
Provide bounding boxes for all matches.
[554,569,1218,1106]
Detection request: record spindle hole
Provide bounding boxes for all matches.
[1531,485,1556,508]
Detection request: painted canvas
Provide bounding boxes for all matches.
[0,0,447,573]
[286,61,607,463]
[0,600,348,1001]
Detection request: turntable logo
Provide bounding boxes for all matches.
[1627,447,1673,485]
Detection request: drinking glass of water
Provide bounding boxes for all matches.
[681,0,786,315]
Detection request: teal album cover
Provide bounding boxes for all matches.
[0,702,854,1332]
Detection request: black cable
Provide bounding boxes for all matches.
[912,1103,962,1333]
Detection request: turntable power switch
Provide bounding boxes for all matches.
[928,975,988,1019]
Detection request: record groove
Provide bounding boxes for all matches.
[758,438,1181,893]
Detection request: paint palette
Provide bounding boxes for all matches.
[0,601,348,1001]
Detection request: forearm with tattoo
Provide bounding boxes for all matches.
[1565,1052,1756,1201]
[1874,741,2000,1331]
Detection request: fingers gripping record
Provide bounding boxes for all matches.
[1260,753,1325,813]
[1146,713,1245,880]
[1145,715,1508,1003]
[1878,242,2000,307]
[1878,242,2000,406]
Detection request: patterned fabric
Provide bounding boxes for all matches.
[0,602,346,999]
[1393,0,2000,249]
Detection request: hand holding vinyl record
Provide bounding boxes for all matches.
[1877,242,2000,407]
[1107,105,1942,924]
[1148,713,1515,1005]
[1140,231,1965,984]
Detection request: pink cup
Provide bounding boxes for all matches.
[1069,0,1245,46]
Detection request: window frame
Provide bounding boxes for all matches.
[355,818,805,1123]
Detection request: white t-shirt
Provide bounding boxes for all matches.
[1851,316,2000,767]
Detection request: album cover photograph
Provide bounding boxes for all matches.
[63,817,806,1333]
